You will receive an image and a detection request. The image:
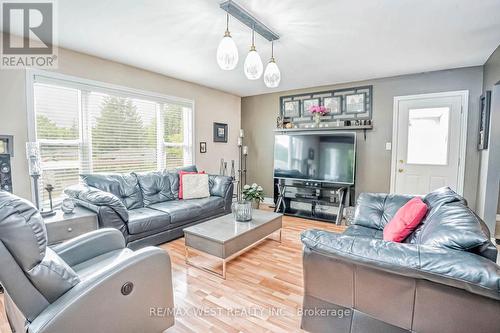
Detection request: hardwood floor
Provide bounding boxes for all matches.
[0,211,344,333]
[0,295,9,333]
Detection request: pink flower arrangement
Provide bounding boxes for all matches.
[309,105,329,115]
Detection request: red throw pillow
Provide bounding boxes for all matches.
[383,197,428,242]
[178,170,205,199]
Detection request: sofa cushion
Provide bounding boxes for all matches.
[406,187,465,243]
[149,200,202,224]
[353,193,414,230]
[134,171,176,206]
[209,175,233,198]
[188,197,225,216]
[402,187,494,259]
[417,201,491,251]
[343,225,383,239]
[127,208,170,235]
[383,197,428,242]
[423,186,466,208]
[81,173,143,210]
[166,171,180,198]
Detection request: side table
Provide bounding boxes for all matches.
[43,206,98,245]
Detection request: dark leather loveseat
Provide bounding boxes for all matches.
[65,166,233,249]
[301,187,500,333]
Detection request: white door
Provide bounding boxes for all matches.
[392,92,467,195]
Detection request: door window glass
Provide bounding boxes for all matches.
[407,107,449,165]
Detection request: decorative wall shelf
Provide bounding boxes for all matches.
[279,85,373,123]
[274,125,373,140]
[274,125,372,132]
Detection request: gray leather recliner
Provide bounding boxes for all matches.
[0,191,174,333]
[301,187,500,333]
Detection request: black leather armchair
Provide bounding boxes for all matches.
[301,187,500,333]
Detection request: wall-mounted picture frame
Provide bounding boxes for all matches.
[213,123,228,143]
[323,96,342,114]
[0,135,14,156]
[283,100,300,118]
[303,98,320,115]
[478,90,491,150]
[200,142,207,153]
[345,93,366,113]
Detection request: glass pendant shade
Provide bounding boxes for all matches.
[244,47,263,80]
[264,59,281,88]
[216,33,238,70]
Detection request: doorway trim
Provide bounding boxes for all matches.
[390,90,469,195]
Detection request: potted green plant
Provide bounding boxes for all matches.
[242,183,264,209]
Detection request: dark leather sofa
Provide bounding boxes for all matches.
[65,166,233,249]
[301,187,500,333]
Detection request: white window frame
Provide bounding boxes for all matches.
[25,69,196,203]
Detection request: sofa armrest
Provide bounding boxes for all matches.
[52,228,125,267]
[65,185,129,221]
[352,192,415,229]
[28,247,174,333]
[301,229,500,300]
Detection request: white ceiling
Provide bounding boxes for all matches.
[10,0,500,96]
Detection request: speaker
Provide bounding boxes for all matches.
[0,154,13,193]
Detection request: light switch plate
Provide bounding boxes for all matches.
[385,142,392,150]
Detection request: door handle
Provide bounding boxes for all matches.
[398,168,404,173]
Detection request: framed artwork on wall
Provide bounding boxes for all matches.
[303,98,320,114]
[323,96,342,114]
[345,93,366,113]
[283,100,300,117]
[213,123,228,143]
[478,90,491,150]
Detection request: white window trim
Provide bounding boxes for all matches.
[25,68,196,203]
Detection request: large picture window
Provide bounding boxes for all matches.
[31,74,194,206]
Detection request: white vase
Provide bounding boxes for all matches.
[314,113,321,126]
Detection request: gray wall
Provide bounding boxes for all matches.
[482,45,500,215]
[0,33,241,201]
[483,45,500,90]
[479,44,500,236]
[241,67,483,210]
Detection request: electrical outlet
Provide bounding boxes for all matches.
[385,142,392,150]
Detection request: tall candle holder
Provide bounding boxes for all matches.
[243,146,248,186]
[26,142,56,217]
[236,129,249,201]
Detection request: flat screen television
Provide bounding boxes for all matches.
[274,132,356,184]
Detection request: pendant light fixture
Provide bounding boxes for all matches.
[243,27,263,80]
[216,13,239,70]
[263,41,281,88]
